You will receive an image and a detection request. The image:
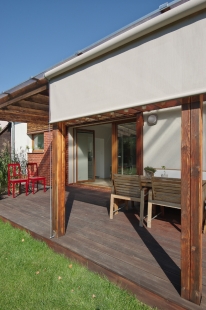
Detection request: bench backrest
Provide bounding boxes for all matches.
[113,174,142,198]
[152,177,181,204]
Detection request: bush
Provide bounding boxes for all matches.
[0,145,28,194]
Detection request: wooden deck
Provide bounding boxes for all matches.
[0,184,206,310]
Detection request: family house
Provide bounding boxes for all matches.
[44,0,206,305]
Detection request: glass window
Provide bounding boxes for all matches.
[117,122,136,175]
[33,133,44,151]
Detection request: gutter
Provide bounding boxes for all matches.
[45,0,206,80]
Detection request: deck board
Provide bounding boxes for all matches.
[0,185,206,310]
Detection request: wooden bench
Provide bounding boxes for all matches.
[147,177,206,232]
[110,174,146,227]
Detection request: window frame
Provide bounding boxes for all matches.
[32,132,44,153]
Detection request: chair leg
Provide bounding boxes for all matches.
[139,190,144,227]
[160,206,165,217]
[13,183,15,198]
[125,200,129,210]
[44,179,46,192]
[110,195,114,219]
[25,181,28,196]
[114,198,118,215]
[147,201,152,228]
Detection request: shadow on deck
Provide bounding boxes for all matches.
[0,184,205,310]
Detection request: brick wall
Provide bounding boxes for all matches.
[28,129,69,186]
[28,131,52,186]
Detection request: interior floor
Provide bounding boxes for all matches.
[79,178,112,188]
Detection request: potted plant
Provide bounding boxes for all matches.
[161,166,168,178]
[144,166,156,178]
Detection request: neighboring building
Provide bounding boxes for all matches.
[0,121,8,131]
[0,122,11,153]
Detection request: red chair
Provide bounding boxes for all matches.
[27,163,46,194]
[8,163,28,198]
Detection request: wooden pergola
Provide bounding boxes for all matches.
[0,77,49,124]
[0,79,205,304]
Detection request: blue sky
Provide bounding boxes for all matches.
[1,0,166,93]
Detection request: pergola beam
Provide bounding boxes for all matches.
[52,122,66,238]
[17,100,49,111]
[5,105,49,116]
[29,94,49,105]
[0,111,49,123]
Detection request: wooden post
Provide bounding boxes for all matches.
[112,123,118,179]
[181,97,191,300]
[181,95,203,305]
[136,113,143,175]
[52,122,66,238]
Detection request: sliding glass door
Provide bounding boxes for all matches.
[117,122,136,175]
[76,130,95,182]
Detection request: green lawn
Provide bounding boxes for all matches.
[0,220,155,310]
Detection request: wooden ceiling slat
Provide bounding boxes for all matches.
[16,100,49,111]
[5,105,48,116]
[29,94,49,105]
[0,85,48,109]
[0,111,48,123]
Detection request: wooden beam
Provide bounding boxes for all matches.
[181,95,203,305]
[190,95,203,304]
[136,113,143,175]
[0,85,48,108]
[0,110,49,123]
[112,123,118,179]
[52,122,66,238]
[181,97,191,300]
[5,105,49,116]
[29,94,49,105]
[17,100,49,111]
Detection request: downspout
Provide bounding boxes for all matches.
[44,76,54,239]
[11,122,15,160]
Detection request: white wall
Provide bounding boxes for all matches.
[14,123,29,158]
[143,102,206,176]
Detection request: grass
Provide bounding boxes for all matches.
[0,220,155,310]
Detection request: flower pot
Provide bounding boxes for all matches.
[145,171,154,178]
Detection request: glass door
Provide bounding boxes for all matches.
[117,122,136,175]
[76,130,95,182]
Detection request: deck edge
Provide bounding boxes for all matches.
[0,215,201,310]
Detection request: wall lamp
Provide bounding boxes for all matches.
[147,114,158,126]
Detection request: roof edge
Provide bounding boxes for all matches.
[45,0,206,80]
